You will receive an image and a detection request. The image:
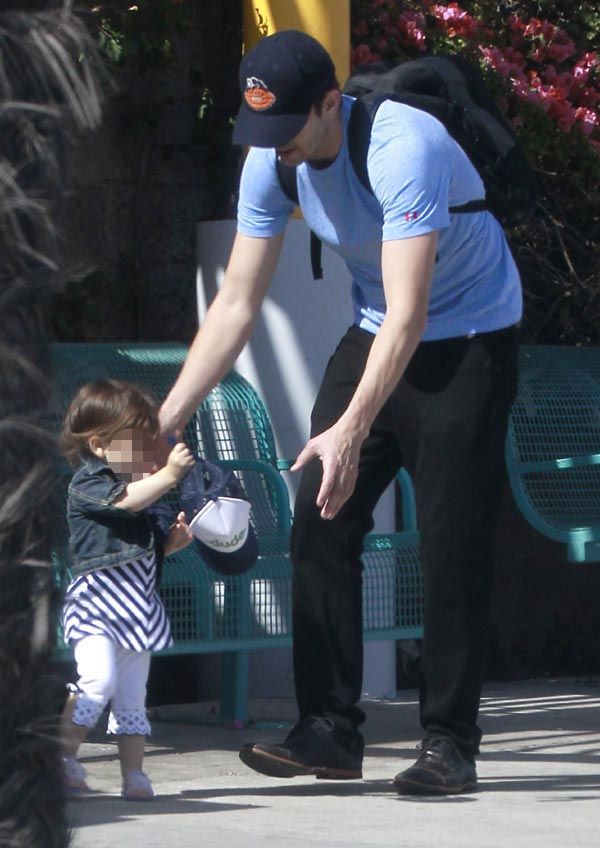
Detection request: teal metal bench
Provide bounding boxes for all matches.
[50,343,424,720]
[506,344,600,563]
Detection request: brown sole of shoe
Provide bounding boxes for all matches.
[239,747,362,780]
[393,778,478,796]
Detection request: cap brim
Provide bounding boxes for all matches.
[195,526,258,576]
[232,101,309,148]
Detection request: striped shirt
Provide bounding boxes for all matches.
[62,552,172,652]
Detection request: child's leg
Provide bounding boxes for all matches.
[108,647,154,799]
[61,690,90,758]
[117,733,146,775]
[62,635,117,789]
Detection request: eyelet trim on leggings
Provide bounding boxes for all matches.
[107,708,150,736]
[71,693,106,728]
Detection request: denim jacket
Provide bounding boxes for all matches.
[67,456,165,579]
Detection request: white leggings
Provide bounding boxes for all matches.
[71,635,151,736]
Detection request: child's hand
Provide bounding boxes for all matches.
[164,511,193,555]
[165,442,195,482]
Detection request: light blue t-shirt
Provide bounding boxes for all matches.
[237,95,522,341]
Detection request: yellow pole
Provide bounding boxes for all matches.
[242,0,350,84]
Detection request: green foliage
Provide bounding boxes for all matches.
[94,0,187,70]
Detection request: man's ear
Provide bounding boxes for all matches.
[322,88,341,116]
[88,435,106,459]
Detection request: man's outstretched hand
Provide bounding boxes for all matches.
[291,424,362,520]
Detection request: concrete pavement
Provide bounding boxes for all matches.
[68,677,600,848]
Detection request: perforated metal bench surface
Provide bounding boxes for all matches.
[506,344,600,563]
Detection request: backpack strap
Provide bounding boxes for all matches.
[346,97,488,215]
[347,99,375,194]
[275,155,299,205]
[307,232,321,280]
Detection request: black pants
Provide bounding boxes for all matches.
[290,324,519,757]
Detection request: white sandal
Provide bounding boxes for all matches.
[63,756,90,793]
[121,769,155,801]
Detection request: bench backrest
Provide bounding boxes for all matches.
[506,345,600,560]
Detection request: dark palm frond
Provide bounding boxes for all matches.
[0,3,106,846]
[0,5,106,307]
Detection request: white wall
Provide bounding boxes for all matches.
[196,218,396,699]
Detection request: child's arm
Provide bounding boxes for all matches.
[163,511,193,556]
[114,443,195,512]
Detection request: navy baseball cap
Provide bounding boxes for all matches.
[180,457,258,577]
[233,29,337,148]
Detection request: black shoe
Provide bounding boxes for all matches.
[239,716,363,780]
[393,736,478,796]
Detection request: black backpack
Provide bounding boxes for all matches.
[276,53,539,279]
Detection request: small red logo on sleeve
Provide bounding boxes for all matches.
[404,211,419,222]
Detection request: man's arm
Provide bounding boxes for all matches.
[292,231,437,519]
[159,231,284,435]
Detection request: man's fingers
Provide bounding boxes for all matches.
[319,465,358,519]
[316,459,337,509]
[290,442,317,472]
[290,432,359,519]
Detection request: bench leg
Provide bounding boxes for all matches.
[220,650,249,723]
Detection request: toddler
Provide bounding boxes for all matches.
[59,379,195,800]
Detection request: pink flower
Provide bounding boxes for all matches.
[547,41,576,64]
[351,44,381,68]
[508,14,524,33]
[541,21,557,41]
[354,19,369,38]
[504,47,526,67]
[579,52,599,70]
[573,65,590,83]
[573,53,598,85]
[399,9,426,27]
[431,3,480,39]
[397,10,428,52]
[512,79,543,107]
[479,46,526,82]
[538,88,577,132]
[523,18,550,39]
[575,107,599,135]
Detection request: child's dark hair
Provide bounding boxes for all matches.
[60,379,159,465]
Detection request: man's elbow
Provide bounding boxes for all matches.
[389,304,428,342]
[215,283,259,330]
[409,306,428,339]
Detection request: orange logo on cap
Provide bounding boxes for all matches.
[245,76,276,111]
